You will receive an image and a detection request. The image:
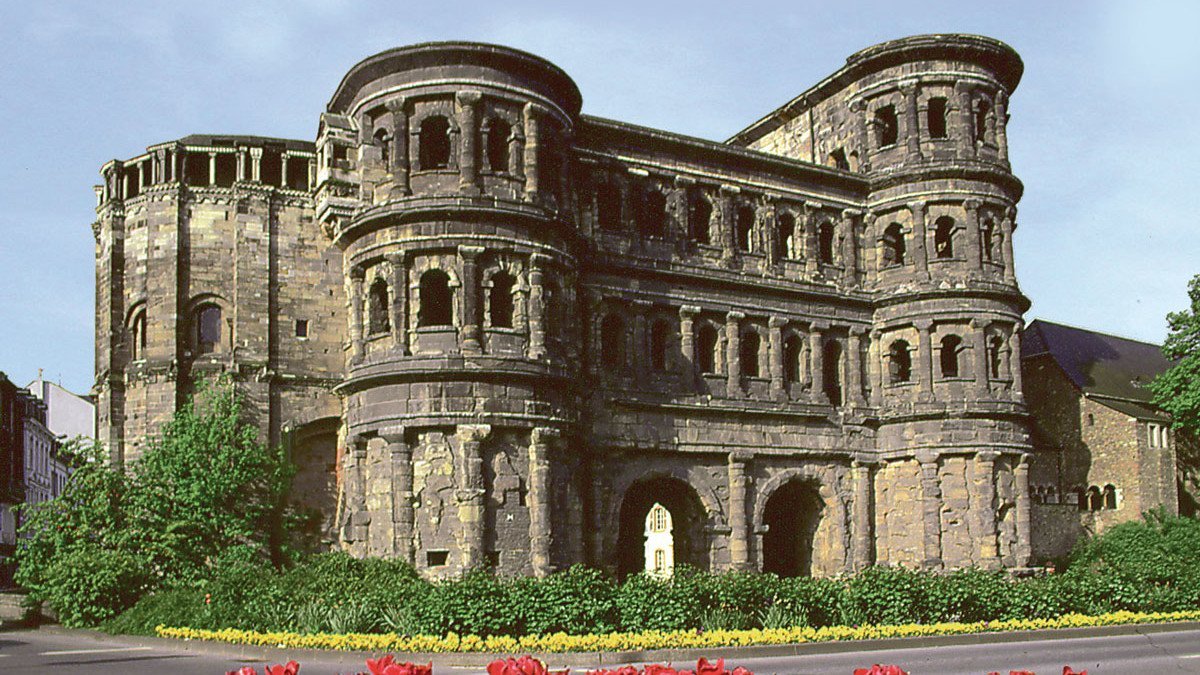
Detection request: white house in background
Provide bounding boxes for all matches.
[26,371,95,442]
[644,502,674,577]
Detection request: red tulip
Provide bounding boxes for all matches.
[226,668,257,675]
[368,655,397,675]
[263,662,300,675]
[1063,668,1088,675]
[853,667,909,675]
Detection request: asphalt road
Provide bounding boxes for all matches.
[1,625,1199,674]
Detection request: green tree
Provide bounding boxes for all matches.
[1150,274,1200,435]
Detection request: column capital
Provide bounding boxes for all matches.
[456,424,492,444]
[810,320,830,332]
[907,200,926,214]
[914,318,934,332]
[851,458,878,470]
[673,174,696,188]
[850,325,868,337]
[523,101,545,118]
[719,184,741,196]
[349,264,366,281]
[379,425,406,443]
[804,200,826,211]
[729,450,753,465]
[768,316,787,328]
[1016,452,1032,469]
[963,198,982,212]
[841,208,863,220]
[385,251,405,266]
[679,305,700,318]
[457,244,485,260]
[969,318,986,330]
[531,426,559,445]
[530,252,553,270]
[456,90,482,107]
[385,97,407,114]
[914,448,940,466]
[1006,206,1017,220]
[976,449,1000,463]
[725,310,745,323]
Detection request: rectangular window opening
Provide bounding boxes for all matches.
[295,319,309,338]
[426,550,449,567]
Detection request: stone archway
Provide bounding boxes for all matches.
[287,417,340,552]
[761,478,825,577]
[616,475,710,578]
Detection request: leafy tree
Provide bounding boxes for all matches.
[1151,273,1200,435]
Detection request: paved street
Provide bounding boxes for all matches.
[1,625,1199,674]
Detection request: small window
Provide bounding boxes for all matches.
[690,192,712,244]
[874,105,898,147]
[981,218,996,261]
[598,181,622,231]
[1103,484,1118,510]
[888,340,912,384]
[489,271,515,328]
[368,279,390,334]
[940,335,962,378]
[419,270,452,327]
[129,309,147,360]
[882,223,906,267]
[818,220,836,264]
[426,550,449,567]
[823,339,843,405]
[927,98,948,139]
[650,320,669,372]
[828,148,849,170]
[600,314,625,367]
[697,324,719,374]
[485,117,511,173]
[934,217,956,259]
[1086,413,1095,426]
[783,335,802,386]
[214,153,236,187]
[736,205,755,253]
[195,303,222,355]
[639,187,667,238]
[776,212,796,260]
[374,127,391,168]
[974,99,991,143]
[988,335,1004,379]
[1087,486,1103,512]
[295,319,309,338]
[543,279,560,341]
[286,157,309,191]
[740,330,760,377]
[418,115,451,170]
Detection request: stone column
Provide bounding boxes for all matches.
[970,319,990,397]
[387,97,411,197]
[762,201,779,267]
[387,252,408,353]
[456,91,482,193]
[342,435,369,556]
[207,152,217,186]
[1009,327,1024,402]
[909,201,930,281]
[235,148,247,182]
[768,316,786,401]
[167,148,177,182]
[804,202,821,277]
[528,254,548,359]
[250,147,262,183]
[916,319,934,402]
[523,103,541,201]
[964,199,982,271]
[847,328,866,407]
[1014,453,1033,566]
[633,303,649,386]
[955,82,977,158]
[281,154,290,187]
[1001,209,1017,284]
[994,91,1009,164]
[154,149,166,184]
[809,324,825,403]
[917,450,944,569]
[508,121,524,178]
[458,245,484,353]
[348,266,365,363]
[868,330,883,407]
[725,310,744,397]
[456,424,491,571]
[679,305,698,380]
[727,452,751,571]
[841,209,860,286]
[902,83,922,161]
[974,450,1000,568]
[382,426,414,565]
[851,460,875,571]
[719,185,739,261]
[529,427,556,577]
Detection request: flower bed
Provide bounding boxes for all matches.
[157,609,1200,654]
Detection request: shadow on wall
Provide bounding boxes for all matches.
[286,417,340,552]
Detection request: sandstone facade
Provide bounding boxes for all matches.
[93,35,1035,577]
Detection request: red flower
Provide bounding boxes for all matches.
[853,667,909,675]
[263,662,300,675]
[488,655,556,675]
[643,666,680,675]
[1063,668,1088,675]
[226,668,257,675]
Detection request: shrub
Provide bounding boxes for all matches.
[616,569,704,632]
[925,568,1013,623]
[512,565,618,635]
[840,566,932,626]
[42,545,151,627]
[102,588,206,635]
[415,569,521,637]
[772,576,844,628]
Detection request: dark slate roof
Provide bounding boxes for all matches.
[1023,319,1174,420]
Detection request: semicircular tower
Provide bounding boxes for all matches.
[316,43,583,577]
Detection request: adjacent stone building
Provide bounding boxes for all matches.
[93,35,1034,577]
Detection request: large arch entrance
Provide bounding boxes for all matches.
[616,475,709,578]
[761,479,824,577]
[287,417,340,552]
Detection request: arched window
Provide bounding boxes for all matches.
[598,181,622,231]
[368,278,390,334]
[934,217,956,259]
[818,220,836,264]
[1087,486,1103,512]
[736,205,754,253]
[988,335,1004,379]
[418,115,451,170]
[776,212,796,260]
[974,99,991,143]
[783,335,802,386]
[940,334,963,378]
[489,271,515,328]
[927,97,948,139]
[543,279,560,341]
[374,127,391,168]
[874,105,898,147]
[740,330,761,377]
[485,118,511,173]
[690,193,712,244]
[823,339,843,405]
[828,148,850,170]
[1103,484,1118,510]
[882,222,906,267]
[600,314,625,367]
[129,309,147,361]
[418,269,452,327]
[981,218,996,262]
[650,319,669,371]
[639,187,667,238]
[697,324,719,374]
[888,340,912,384]
[195,303,222,355]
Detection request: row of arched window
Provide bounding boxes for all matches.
[869,91,996,151]
[880,216,1002,269]
[126,301,224,361]
[370,113,516,175]
[885,333,1008,384]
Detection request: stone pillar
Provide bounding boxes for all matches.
[916,319,934,402]
[250,147,262,183]
[528,254,548,359]
[909,201,930,281]
[902,83,922,161]
[387,97,411,197]
[387,252,408,353]
[341,435,369,556]
[633,303,649,386]
[768,316,786,401]
[917,451,944,569]
[456,91,482,193]
[956,82,977,158]
[207,152,217,186]
[456,424,491,571]
[804,202,821,277]
[809,324,825,403]
[970,319,990,397]
[994,91,1009,164]
[523,103,541,201]
[167,149,177,182]
[154,149,166,184]
[851,460,875,571]
[235,148,247,182]
[679,305,698,379]
[1001,209,1017,284]
[727,452,751,571]
[1014,453,1033,566]
[725,310,744,397]
[348,267,365,363]
[974,450,1000,567]
[867,330,882,407]
[847,328,866,407]
[841,209,860,285]
[382,426,414,565]
[1009,327,1024,402]
[964,199,982,271]
[508,121,524,178]
[458,245,484,353]
[281,154,290,187]
[762,201,780,267]
[529,427,556,577]
[719,185,739,261]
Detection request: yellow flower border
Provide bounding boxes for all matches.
[156,610,1200,654]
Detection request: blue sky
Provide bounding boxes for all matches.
[1,0,1197,395]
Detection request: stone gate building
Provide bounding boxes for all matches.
[93,34,1034,578]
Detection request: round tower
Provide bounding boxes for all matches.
[318,43,584,577]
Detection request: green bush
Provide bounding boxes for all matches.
[42,545,151,627]
[512,565,618,635]
[102,588,206,635]
[615,569,706,632]
[772,576,844,628]
[414,569,520,637]
[840,565,934,626]
[925,568,1014,623]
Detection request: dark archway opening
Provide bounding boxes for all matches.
[762,479,824,577]
[616,475,709,579]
